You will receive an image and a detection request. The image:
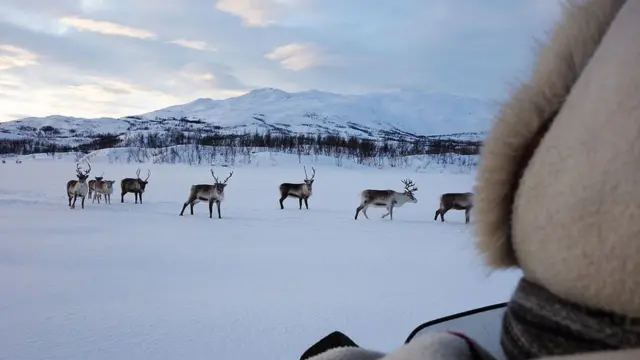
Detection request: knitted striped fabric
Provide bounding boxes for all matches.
[501,278,640,359]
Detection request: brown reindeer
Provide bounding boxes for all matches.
[66,162,92,209]
[279,166,315,210]
[120,168,151,204]
[355,179,418,220]
[93,180,115,204]
[179,170,233,218]
[434,192,474,224]
[87,173,104,199]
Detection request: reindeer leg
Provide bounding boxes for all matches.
[465,208,470,224]
[304,198,309,210]
[389,205,394,220]
[81,196,85,209]
[279,195,286,209]
[434,209,440,221]
[208,198,214,219]
[355,205,364,220]
[382,208,390,218]
[216,201,222,219]
[71,194,77,209]
[298,197,303,209]
[180,196,197,216]
[362,205,370,219]
[121,191,126,203]
[179,203,189,216]
[68,194,72,207]
[440,209,448,222]
[139,192,143,204]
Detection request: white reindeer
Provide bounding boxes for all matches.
[354,179,419,220]
[66,162,91,209]
[92,180,115,204]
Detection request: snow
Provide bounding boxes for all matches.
[140,87,496,136]
[0,152,521,360]
[0,87,496,146]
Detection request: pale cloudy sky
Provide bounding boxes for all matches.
[0,0,564,122]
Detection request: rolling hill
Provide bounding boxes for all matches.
[0,88,496,148]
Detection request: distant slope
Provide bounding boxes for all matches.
[0,87,496,147]
[138,88,495,139]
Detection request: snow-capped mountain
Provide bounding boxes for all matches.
[0,88,497,146]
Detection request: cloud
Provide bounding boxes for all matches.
[0,45,39,70]
[1,69,185,119]
[265,43,325,70]
[215,0,304,27]
[168,39,216,52]
[0,0,565,122]
[58,16,156,39]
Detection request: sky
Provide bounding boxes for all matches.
[0,0,564,122]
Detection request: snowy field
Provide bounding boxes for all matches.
[0,152,521,360]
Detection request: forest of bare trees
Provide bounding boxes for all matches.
[0,130,482,168]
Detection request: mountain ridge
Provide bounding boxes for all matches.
[0,87,495,147]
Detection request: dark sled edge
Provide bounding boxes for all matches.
[404,302,507,344]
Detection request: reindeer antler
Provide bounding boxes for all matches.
[222,171,233,184]
[76,162,91,175]
[401,178,418,192]
[144,169,151,181]
[210,169,220,183]
[136,168,141,178]
[304,166,316,180]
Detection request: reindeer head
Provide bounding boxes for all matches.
[75,162,91,182]
[135,168,151,192]
[104,180,115,191]
[401,178,419,203]
[211,169,233,195]
[95,172,104,182]
[303,166,316,190]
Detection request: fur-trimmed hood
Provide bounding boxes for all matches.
[303,0,640,359]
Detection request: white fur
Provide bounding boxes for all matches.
[285,183,312,198]
[93,180,115,204]
[189,185,225,205]
[74,182,89,197]
[306,332,485,360]
[301,183,312,197]
[67,179,89,209]
[356,190,418,220]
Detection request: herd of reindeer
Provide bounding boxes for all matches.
[65,162,475,223]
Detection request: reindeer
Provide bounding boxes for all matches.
[87,173,104,199]
[179,170,233,218]
[120,168,151,204]
[93,180,115,204]
[434,192,474,224]
[355,179,419,220]
[279,166,316,210]
[66,162,92,209]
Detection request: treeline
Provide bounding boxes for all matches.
[0,130,482,167]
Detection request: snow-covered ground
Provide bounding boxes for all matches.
[0,152,521,360]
